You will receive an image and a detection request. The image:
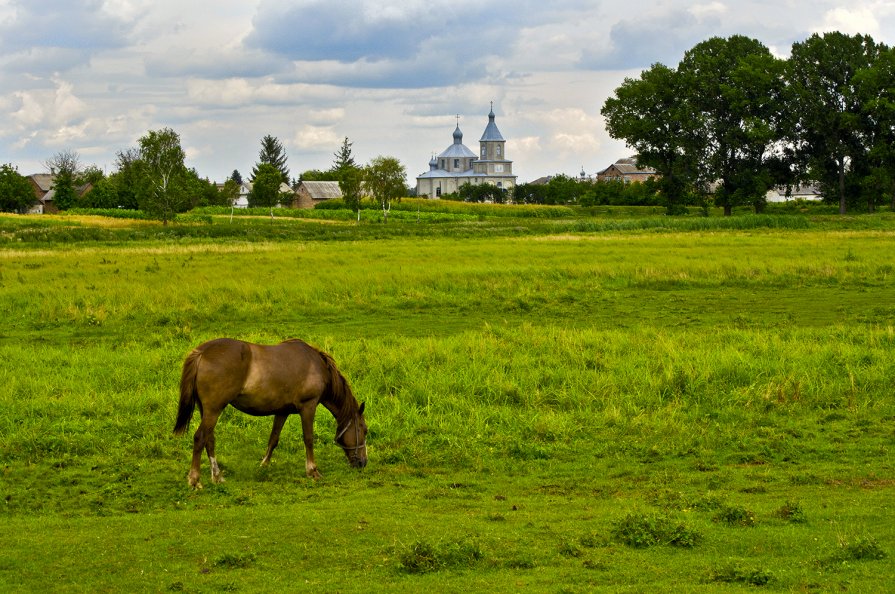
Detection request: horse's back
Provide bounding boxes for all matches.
[192,338,327,415]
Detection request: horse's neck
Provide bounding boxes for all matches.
[320,398,340,419]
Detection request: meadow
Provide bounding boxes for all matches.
[0,206,893,592]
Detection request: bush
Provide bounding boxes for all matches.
[612,512,701,548]
[397,538,484,574]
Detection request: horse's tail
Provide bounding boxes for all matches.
[174,348,202,436]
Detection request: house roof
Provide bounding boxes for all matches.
[28,174,55,192]
[299,180,342,200]
[597,158,657,176]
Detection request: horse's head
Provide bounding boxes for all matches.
[336,401,367,469]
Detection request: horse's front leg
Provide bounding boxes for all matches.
[299,404,321,479]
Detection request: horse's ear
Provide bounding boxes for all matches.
[358,401,365,415]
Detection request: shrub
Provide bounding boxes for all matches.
[706,563,773,586]
[397,538,484,574]
[776,500,807,524]
[612,512,701,548]
[714,505,757,527]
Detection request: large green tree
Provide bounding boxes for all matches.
[0,164,36,212]
[678,35,785,215]
[338,165,364,222]
[251,135,290,185]
[364,156,406,222]
[856,45,895,210]
[602,63,699,214]
[137,127,190,225]
[45,150,80,210]
[785,32,884,214]
[249,162,289,218]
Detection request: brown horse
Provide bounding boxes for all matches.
[174,338,367,488]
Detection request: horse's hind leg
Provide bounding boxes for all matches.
[189,409,222,489]
[261,414,288,467]
[206,425,224,484]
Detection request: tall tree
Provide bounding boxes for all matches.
[45,150,80,210]
[249,162,288,218]
[602,63,699,214]
[112,147,142,210]
[137,127,189,225]
[678,36,785,215]
[251,135,290,185]
[785,32,884,214]
[230,170,243,185]
[338,165,364,222]
[364,156,406,222]
[0,164,36,212]
[856,45,895,210]
[330,137,357,177]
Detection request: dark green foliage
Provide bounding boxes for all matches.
[706,564,773,586]
[603,32,895,216]
[828,536,887,563]
[612,512,701,548]
[212,552,257,569]
[776,500,808,524]
[0,164,35,212]
[786,32,884,214]
[714,505,756,527]
[136,128,191,225]
[248,163,286,211]
[45,150,80,210]
[397,538,483,573]
[251,135,289,184]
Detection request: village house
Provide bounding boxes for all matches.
[596,157,658,183]
[25,173,93,213]
[292,180,343,209]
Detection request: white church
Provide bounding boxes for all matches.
[415,105,517,198]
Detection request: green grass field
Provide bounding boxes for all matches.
[0,207,893,592]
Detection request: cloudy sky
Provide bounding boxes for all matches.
[1,0,893,185]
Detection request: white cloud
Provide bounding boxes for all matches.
[293,125,342,151]
[815,7,880,37]
[689,2,728,19]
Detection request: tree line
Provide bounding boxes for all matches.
[601,32,895,215]
[0,131,407,223]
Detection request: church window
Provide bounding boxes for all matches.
[440,159,445,169]
[481,146,486,157]
[454,158,459,169]
[495,164,504,173]
[497,145,502,156]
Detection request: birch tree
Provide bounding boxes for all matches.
[137,127,189,225]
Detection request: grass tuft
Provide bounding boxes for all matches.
[612,512,701,548]
[397,538,484,574]
[714,505,757,527]
[706,563,774,586]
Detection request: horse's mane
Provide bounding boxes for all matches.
[319,349,359,424]
[281,339,358,422]
[287,340,357,424]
